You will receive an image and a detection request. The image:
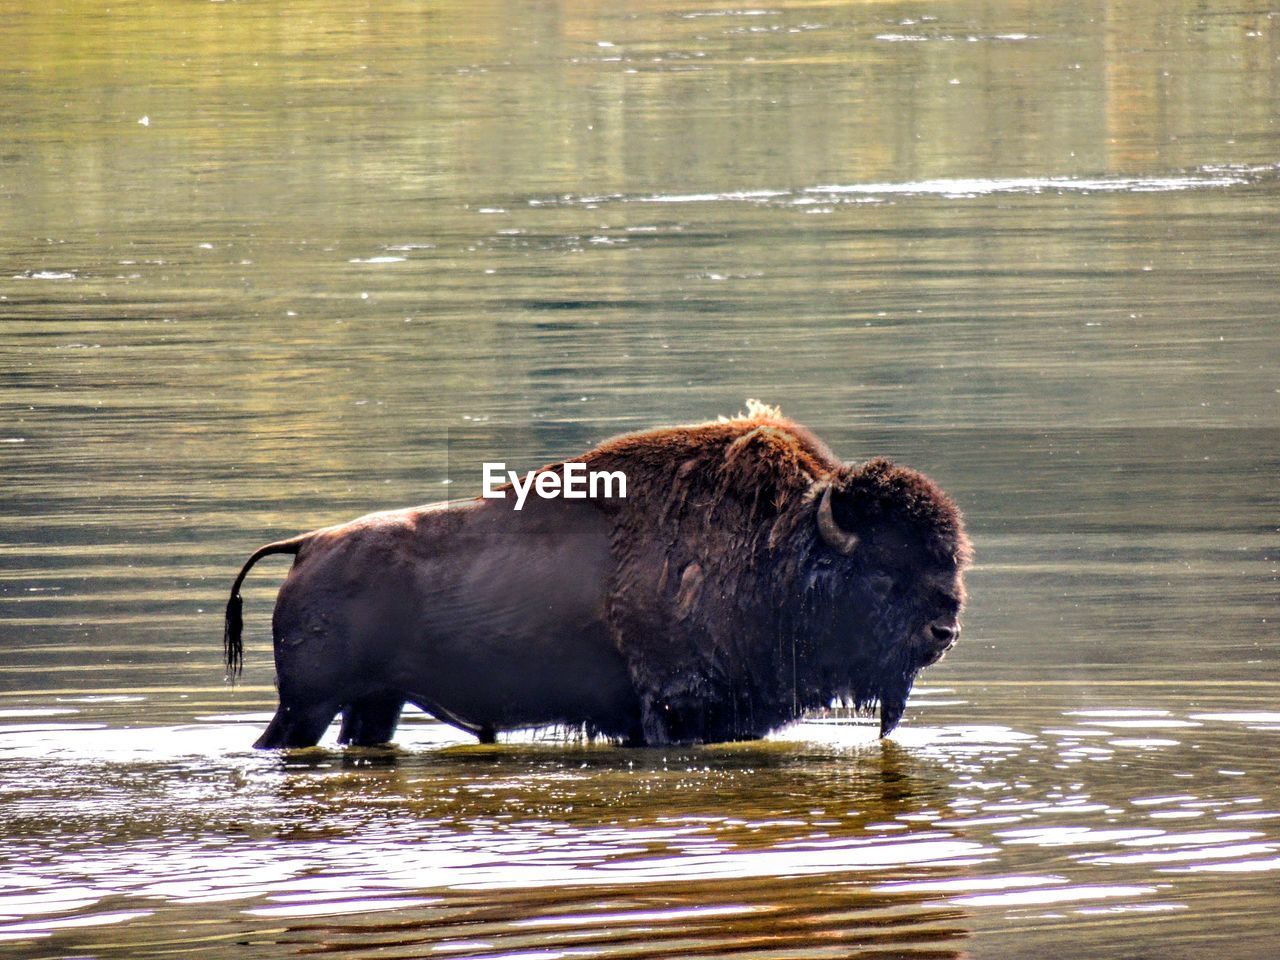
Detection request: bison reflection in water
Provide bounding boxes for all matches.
[224,404,971,748]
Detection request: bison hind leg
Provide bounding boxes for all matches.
[254,700,342,749]
[338,693,406,747]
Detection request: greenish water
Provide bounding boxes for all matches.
[2,1,1278,957]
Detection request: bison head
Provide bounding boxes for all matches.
[810,457,971,737]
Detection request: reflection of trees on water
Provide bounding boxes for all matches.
[273,872,970,959]
[269,735,944,825]
[257,737,972,958]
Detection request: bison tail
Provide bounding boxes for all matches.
[223,535,308,680]
[224,590,245,678]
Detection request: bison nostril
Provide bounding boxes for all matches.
[930,623,958,646]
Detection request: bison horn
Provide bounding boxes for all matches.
[817,484,859,555]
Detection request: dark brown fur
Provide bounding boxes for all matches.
[225,405,970,748]
[578,407,970,742]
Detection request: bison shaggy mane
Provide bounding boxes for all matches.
[574,402,972,744]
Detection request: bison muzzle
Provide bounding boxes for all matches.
[223,404,971,748]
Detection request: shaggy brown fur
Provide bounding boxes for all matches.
[572,404,970,742]
[224,403,970,748]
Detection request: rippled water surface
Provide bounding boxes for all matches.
[2,1,1278,957]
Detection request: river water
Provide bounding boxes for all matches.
[2,1,1278,957]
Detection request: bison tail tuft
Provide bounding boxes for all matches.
[224,590,244,679]
[222,535,307,683]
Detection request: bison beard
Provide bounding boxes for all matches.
[224,404,971,748]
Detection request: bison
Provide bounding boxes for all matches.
[223,403,971,748]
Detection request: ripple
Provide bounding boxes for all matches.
[515,903,768,928]
[875,32,1039,43]
[1085,843,1275,865]
[804,168,1264,197]
[873,874,1066,894]
[527,165,1275,209]
[1167,856,1280,874]
[12,270,78,281]
[995,827,1164,846]
[245,896,437,918]
[1132,794,1197,807]
[0,910,152,941]
[1109,738,1181,748]
[1190,712,1280,725]
[951,884,1156,907]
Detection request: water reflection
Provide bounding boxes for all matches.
[1,714,986,955]
[1,702,1278,954]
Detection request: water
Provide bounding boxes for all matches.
[2,0,1278,956]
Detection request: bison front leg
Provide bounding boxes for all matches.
[337,693,406,747]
